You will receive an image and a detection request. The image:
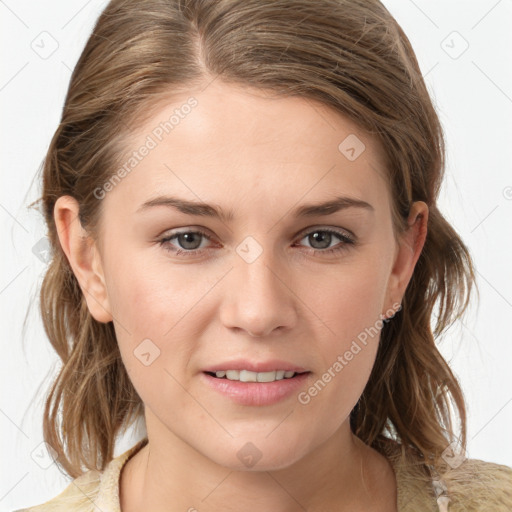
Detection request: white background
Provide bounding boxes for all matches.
[1,1,511,510]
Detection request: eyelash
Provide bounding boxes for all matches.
[158,227,356,258]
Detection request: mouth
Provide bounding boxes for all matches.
[204,369,308,383]
[201,367,311,406]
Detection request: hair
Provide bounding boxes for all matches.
[35,0,477,479]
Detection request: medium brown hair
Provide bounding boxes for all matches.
[36,0,476,478]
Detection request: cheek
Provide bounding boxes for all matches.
[108,267,194,417]
[104,254,221,401]
[104,250,199,337]
[305,255,389,347]
[294,257,388,416]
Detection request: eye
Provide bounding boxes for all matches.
[295,228,356,256]
[158,228,214,257]
[158,227,356,258]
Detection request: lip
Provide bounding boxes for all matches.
[202,359,309,373]
[201,370,311,407]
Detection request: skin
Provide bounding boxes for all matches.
[55,79,428,511]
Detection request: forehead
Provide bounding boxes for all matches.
[105,80,391,217]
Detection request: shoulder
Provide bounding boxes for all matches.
[374,436,512,512]
[439,457,512,511]
[12,439,148,512]
[11,468,102,512]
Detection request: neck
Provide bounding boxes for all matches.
[120,411,396,512]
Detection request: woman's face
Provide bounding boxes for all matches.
[59,80,426,471]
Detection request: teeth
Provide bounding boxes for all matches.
[240,370,258,382]
[256,371,276,383]
[213,370,298,382]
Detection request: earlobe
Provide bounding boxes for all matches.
[383,201,429,314]
[54,196,113,324]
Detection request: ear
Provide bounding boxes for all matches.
[383,201,429,318]
[54,195,113,323]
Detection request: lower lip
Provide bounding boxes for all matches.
[201,372,310,406]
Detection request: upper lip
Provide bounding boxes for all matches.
[202,359,309,373]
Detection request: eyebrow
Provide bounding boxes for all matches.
[136,194,374,221]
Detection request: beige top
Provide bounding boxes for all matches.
[14,437,512,512]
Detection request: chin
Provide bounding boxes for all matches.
[206,439,308,472]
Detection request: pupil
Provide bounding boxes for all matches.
[179,232,201,250]
[310,231,331,249]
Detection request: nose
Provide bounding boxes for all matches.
[219,247,298,338]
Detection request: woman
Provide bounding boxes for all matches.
[16,0,512,511]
